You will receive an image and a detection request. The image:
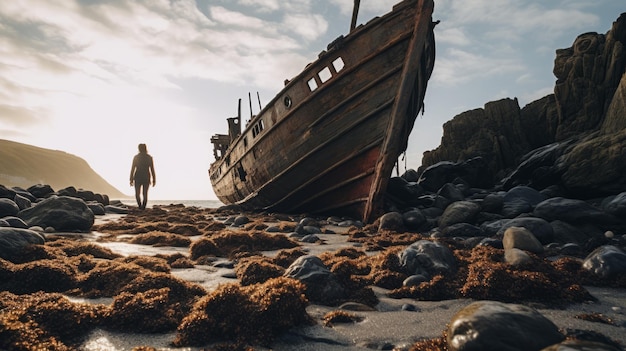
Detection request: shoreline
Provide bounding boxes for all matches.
[87,208,626,350]
[2,204,625,350]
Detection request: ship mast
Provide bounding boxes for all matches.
[350,0,360,32]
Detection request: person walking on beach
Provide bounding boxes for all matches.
[130,143,156,210]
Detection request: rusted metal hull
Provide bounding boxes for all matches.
[209,0,435,222]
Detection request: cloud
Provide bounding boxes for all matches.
[238,0,280,13]
[283,13,328,41]
[0,104,41,126]
[432,48,524,86]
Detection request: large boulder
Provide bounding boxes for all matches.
[447,300,564,351]
[422,14,626,199]
[0,227,45,260]
[0,198,19,217]
[17,195,94,232]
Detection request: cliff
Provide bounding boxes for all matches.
[421,13,626,197]
[0,139,126,198]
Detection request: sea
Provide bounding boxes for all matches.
[117,199,225,209]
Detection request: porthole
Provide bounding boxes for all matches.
[284,95,292,108]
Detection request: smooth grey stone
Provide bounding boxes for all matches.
[439,201,481,228]
[582,245,626,278]
[403,274,428,287]
[399,240,456,278]
[18,196,94,232]
[0,198,19,217]
[447,300,564,351]
[505,248,533,266]
[0,227,46,259]
[502,226,544,254]
[496,217,554,244]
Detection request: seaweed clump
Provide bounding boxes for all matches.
[174,277,310,347]
[0,291,105,351]
[190,230,298,260]
[322,310,364,326]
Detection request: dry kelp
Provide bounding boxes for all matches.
[174,277,310,347]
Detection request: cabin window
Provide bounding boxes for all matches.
[243,136,248,148]
[318,67,332,83]
[237,165,247,181]
[225,155,231,166]
[307,78,318,91]
[252,119,264,138]
[284,95,292,108]
[332,57,345,72]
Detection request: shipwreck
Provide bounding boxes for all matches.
[209,0,436,222]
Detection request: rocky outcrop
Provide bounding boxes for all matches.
[553,13,626,140]
[421,13,626,198]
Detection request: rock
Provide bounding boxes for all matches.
[403,274,428,287]
[553,15,626,140]
[401,169,419,182]
[301,226,322,235]
[447,300,564,351]
[504,248,533,266]
[232,215,249,227]
[0,227,46,260]
[57,186,78,197]
[550,220,590,245]
[76,189,96,202]
[402,209,427,230]
[437,183,465,202]
[378,212,404,232]
[27,184,55,199]
[502,141,572,190]
[418,157,492,192]
[500,199,533,218]
[300,234,320,243]
[0,198,19,217]
[339,302,376,312]
[439,201,481,228]
[2,216,29,229]
[13,194,32,210]
[496,217,554,244]
[541,340,623,351]
[422,15,626,199]
[284,255,345,304]
[442,223,484,238]
[503,186,548,207]
[17,195,94,232]
[0,219,8,227]
[399,240,456,278]
[603,192,626,217]
[387,176,424,205]
[87,202,106,215]
[478,237,503,249]
[534,197,618,225]
[105,205,129,214]
[559,243,583,256]
[502,226,544,254]
[0,184,17,199]
[557,130,626,197]
[582,245,626,278]
[481,193,504,213]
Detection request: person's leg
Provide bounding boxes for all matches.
[134,182,142,208]
[141,183,149,209]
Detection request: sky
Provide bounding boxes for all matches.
[0,0,622,200]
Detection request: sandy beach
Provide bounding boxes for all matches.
[1,204,625,350]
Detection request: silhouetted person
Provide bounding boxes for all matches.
[130,143,155,209]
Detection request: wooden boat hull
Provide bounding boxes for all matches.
[209,0,435,222]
